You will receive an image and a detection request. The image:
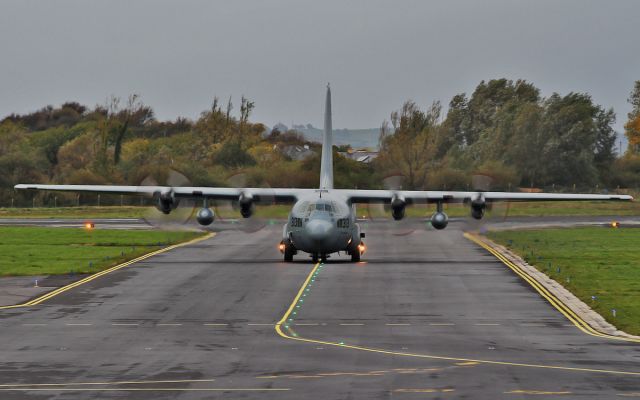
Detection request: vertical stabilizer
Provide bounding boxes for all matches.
[320,84,334,189]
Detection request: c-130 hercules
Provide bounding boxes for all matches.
[16,85,633,262]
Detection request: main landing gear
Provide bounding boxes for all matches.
[280,240,296,262]
[350,241,365,262]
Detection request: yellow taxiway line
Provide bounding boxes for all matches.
[0,233,214,310]
[464,232,640,344]
[274,259,640,377]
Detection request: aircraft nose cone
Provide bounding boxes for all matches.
[305,219,333,242]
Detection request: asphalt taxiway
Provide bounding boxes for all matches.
[0,220,639,399]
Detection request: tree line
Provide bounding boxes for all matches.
[0,78,638,207]
[377,79,640,191]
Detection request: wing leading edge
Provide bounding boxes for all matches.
[13,184,309,204]
[334,189,633,204]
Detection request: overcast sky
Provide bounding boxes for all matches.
[1,0,638,136]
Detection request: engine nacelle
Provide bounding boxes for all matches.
[154,191,178,215]
[196,207,215,226]
[239,193,254,218]
[391,195,406,221]
[470,195,486,220]
[430,211,449,230]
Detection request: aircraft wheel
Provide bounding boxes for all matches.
[312,253,319,263]
[284,248,294,262]
[351,251,361,262]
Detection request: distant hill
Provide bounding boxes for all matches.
[291,124,380,149]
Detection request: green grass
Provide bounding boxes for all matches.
[1,200,638,220]
[0,226,204,276]
[487,227,640,335]
[0,206,148,219]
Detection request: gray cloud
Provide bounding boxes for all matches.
[1,0,638,136]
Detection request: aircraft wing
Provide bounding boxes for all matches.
[14,184,634,204]
[335,189,633,204]
[13,184,309,203]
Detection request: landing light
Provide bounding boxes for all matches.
[278,242,286,253]
[84,222,95,230]
[357,243,366,254]
[611,221,620,228]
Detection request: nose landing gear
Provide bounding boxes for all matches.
[311,253,328,263]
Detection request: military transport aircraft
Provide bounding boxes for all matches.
[15,85,633,262]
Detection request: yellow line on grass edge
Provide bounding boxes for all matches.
[0,232,215,310]
[464,232,640,344]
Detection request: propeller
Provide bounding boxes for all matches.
[465,174,512,232]
[140,169,197,229]
[212,171,277,233]
[381,174,418,236]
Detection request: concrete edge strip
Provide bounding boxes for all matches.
[0,232,215,310]
[464,232,640,343]
[274,261,640,376]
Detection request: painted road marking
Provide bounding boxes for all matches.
[111,323,139,326]
[394,388,455,393]
[0,388,290,392]
[0,378,217,388]
[465,233,640,344]
[274,261,640,377]
[65,323,92,326]
[386,323,411,326]
[247,323,274,326]
[0,233,214,311]
[203,323,228,326]
[505,390,571,395]
[340,323,364,326]
[429,323,455,326]
[22,323,47,326]
[475,323,501,326]
[157,323,182,326]
[295,323,319,326]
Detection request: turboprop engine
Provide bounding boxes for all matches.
[470,194,486,220]
[430,211,448,230]
[196,207,215,226]
[239,193,254,218]
[154,191,178,214]
[391,194,406,221]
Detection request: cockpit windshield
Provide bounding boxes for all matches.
[315,203,333,212]
[307,202,333,213]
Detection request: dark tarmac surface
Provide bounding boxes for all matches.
[1,220,639,399]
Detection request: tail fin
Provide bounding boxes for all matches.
[320,84,334,189]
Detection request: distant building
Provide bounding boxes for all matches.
[279,144,314,161]
[271,122,289,133]
[338,149,379,164]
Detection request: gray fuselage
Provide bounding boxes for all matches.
[283,191,361,255]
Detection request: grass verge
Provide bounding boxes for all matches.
[1,200,638,220]
[0,226,204,276]
[487,227,640,335]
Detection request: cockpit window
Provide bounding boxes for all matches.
[296,201,309,213]
[314,203,333,212]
